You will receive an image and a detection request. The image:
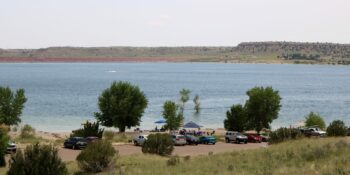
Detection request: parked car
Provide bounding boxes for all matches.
[260,134,270,142]
[185,135,199,145]
[198,136,216,144]
[300,127,326,137]
[133,134,148,146]
[86,136,100,143]
[172,135,187,146]
[64,137,88,149]
[225,131,248,144]
[245,133,262,143]
[6,141,17,153]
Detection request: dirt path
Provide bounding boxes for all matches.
[58,142,267,162]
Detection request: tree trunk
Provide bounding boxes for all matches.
[119,126,126,132]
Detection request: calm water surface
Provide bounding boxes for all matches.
[0,63,349,132]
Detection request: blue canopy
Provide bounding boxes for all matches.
[183,121,202,128]
[154,119,166,124]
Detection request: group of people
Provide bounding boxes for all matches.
[179,129,215,136]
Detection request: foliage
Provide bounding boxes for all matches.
[112,138,350,175]
[326,120,347,137]
[103,130,115,140]
[20,124,35,138]
[71,121,104,138]
[167,156,180,166]
[95,81,148,132]
[224,104,246,132]
[162,101,183,131]
[269,127,304,144]
[76,140,117,173]
[178,89,191,116]
[0,128,9,167]
[142,133,174,156]
[7,144,68,175]
[193,94,200,114]
[245,86,281,133]
[0,86,27,126]
[304,112,326,129]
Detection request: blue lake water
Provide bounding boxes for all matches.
[0,63,349,132]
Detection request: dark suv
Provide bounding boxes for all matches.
[64,137,88,149]
[185,135,199,145]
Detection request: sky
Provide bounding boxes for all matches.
[0,0,350,48]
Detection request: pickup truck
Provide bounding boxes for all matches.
[300,127,326,137]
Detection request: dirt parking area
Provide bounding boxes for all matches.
[58,142,267,162]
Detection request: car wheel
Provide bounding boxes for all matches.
[73,145,77,150]
[134,141,138,146]
[225,138,229,143]
[244,141,248,144]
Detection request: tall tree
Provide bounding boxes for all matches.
[162,101,183,131]
[304,112,326,129]
[0,87,27,126]
[224,104,246,132]
[245,86,281,133]
[178,88,191,117]
[193,94,200,114]
[95,81,148,132]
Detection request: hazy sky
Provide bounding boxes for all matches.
[1,0,349,48]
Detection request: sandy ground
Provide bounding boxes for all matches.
[58,142,267,162]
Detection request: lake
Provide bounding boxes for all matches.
[0,63,349,132]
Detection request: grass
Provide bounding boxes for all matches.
[66,137,350,175]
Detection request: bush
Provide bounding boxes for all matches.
[103,130,115,140]
[305,112,326,129]
[71,121,104,138]
[167,156,180,166]
[76,140,117,173]
[142,133,174,156]
[0,128,9,167]
[327,120,347,136]
[269,127,304,144]
[20,124,35,138]
[7,144,67,175]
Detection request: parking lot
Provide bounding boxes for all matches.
[58,142,267,161]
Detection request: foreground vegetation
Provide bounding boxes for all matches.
[56,137,350,175]
[1,42,350,64]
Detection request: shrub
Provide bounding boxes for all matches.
[327,120,347,136]
[269,127,304,144]
[76,140,117,173]
[305,112,326,129]
[103,130,115,140]
[0,128,9,167]
[20,124,35,138]
[142,133,174,156]
[71,121,104,138]
[7,144,67,175]
[167,156,180,166]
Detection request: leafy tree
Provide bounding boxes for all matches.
[0,87,27,126]
[326,120,347,137]
[304,112,326,129]
[7,144,68,175]
[71,120,104,138]
[163,101,183,131]
[95,81,148,132]
[178,88,191,116]
[0,126,9,167]
[142,133,174,156]
[76,140,117,173]
[193,94,200,114]
[245,86,281,134]
[224,104,246,132]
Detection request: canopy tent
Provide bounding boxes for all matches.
[183,121,202,129]
[154,119,166,124]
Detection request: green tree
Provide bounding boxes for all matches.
[0,87,27,126]
[162,101,183,131]
[178,88,191,116]
[7,144,68,175]
[193,94,200,114]
[224,104,246,132]
[71,121,104,138]
[304,112,326,129]
[326,120,347,137]
[95,81,148,132]
[245,86,281,134]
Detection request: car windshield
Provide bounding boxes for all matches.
[178,136,185,139]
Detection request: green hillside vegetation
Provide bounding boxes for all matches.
[62,137,350,175]
[1,42,350,64]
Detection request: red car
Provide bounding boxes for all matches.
[244,134,262,143]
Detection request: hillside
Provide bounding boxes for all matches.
[1,42,350,64]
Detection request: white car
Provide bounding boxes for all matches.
[171,135,187,146]
[133,135,148,146]
[225,131,248,144]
